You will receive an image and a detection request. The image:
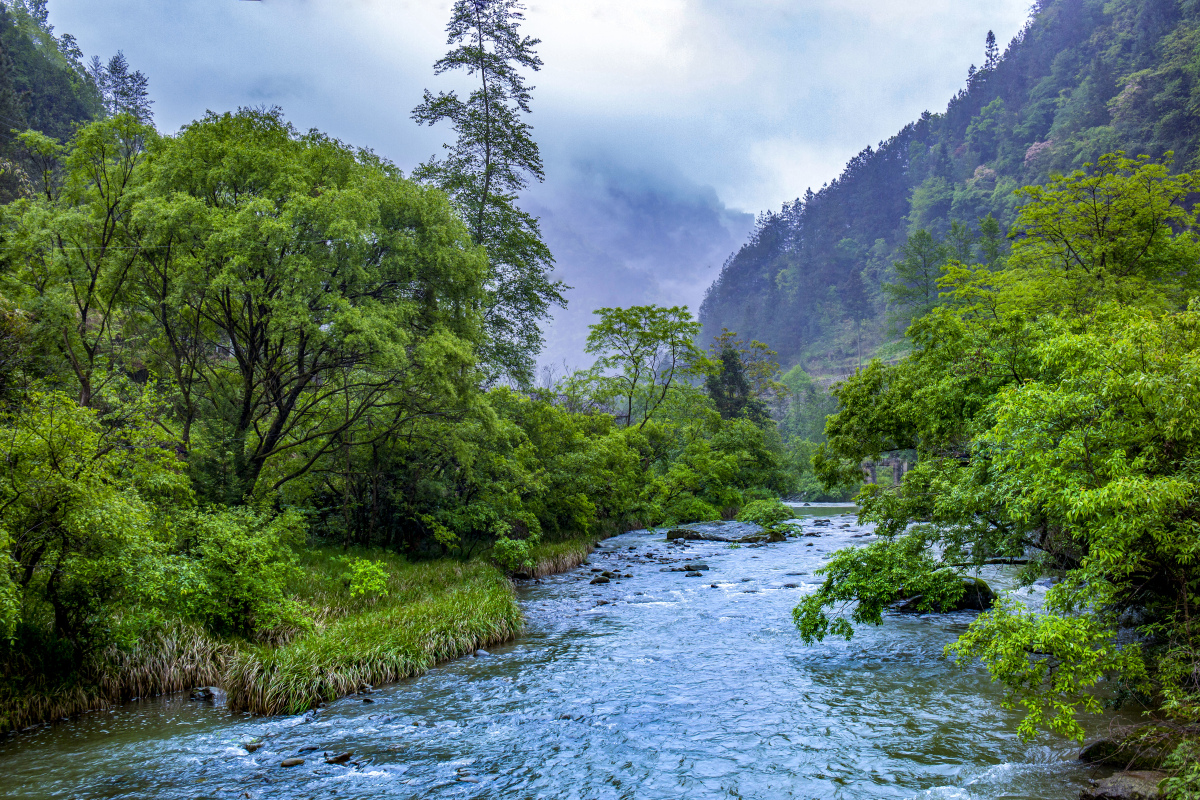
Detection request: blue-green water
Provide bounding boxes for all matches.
[0,509,1115,799]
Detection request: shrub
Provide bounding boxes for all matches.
[737,498,794,528]
[175,507,310,638]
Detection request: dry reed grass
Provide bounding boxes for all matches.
[0,622,229,733]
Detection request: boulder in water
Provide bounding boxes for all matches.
[325,752,353,765]
[281,758,305,768]
[590,576,610,585]
[1080,771,1165,799]
[957,576,996,611]
[685,571,703,577]
[1079,726,1184,770]
[894,576,996,613]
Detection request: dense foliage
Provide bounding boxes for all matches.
[797,153,1200,793]
[701,0,1200,375]
[0,13,808,721]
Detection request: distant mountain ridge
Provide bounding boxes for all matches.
[700,0,1200,373]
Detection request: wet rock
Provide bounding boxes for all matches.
[812,518,831,525]
[710,583,719,588]
[666,528,699,540]
[458,776,480,783]
[325,752,353,765]
[475,649,491,657]
[956,577,996,611]
[894,577,996,613]
[362,697,374,703]
[782,583,800,588]
[683,563,709,571]
[590,576,610,585]
[244,742,263,753]
[590,568,603,572]
[601,571,618,579]
[297,745,320,753]
[1079,727,1183,770]
[740,578,753,582]
[280,758,305,768]
[1080,771,1165,799]
[685,571,703,577]
[189,686,216,702]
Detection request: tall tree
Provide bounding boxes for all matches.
[413,0,564,386]
[882,229,948,332]
[88,51,152,124]
[585,305,702,429]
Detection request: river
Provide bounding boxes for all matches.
[0,507,1116,799]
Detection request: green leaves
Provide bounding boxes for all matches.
[793,533,966,644]
[585,304,704,429]
[802,152,1200,743]
[412,0,563,385]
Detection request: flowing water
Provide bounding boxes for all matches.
[0,507,1117,799]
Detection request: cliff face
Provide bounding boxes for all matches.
[700,0,1200,372]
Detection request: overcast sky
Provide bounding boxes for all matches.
[48,0,1032,369]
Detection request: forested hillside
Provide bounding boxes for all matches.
[700,0,1200,372]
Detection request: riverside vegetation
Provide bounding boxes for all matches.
[0,1,809,733]
[796,153,1200,797]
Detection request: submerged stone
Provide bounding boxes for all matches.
[590,576,610,585]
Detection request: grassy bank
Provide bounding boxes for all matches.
[225,554,521,715]
[2,534,609,730]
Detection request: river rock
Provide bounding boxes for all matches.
[685,571,703,577]
[280,758,305,768]
[601,571,617,579]
[683,563,709,571]
[957,576,996,610]
[475,649,490,657]
[325,752,353,765]
[189,686,216,702]
[894,577,996,613]
[590,576,610,585]
[1080,771,1166,799]
[1080,727,1182,770]
[244,742,263,753]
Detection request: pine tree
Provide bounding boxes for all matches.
[413,0,565,386]
[88,52,152,124]
[984,30,999,71]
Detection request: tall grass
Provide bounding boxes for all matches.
[224,557,520,715]
[527,536,595,577]
[5,535,615,729]
[0,621,229,732]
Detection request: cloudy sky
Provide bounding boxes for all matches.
[48,0,1032,369]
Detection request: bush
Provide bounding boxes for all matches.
[737,498,794,528]
[175,507,309,638]
[492,536,537,574]
[340,558,389,602]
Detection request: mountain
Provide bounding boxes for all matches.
[699,0,1200,374]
